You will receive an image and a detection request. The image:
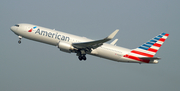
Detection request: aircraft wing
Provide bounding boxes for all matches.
[72,29,119,49]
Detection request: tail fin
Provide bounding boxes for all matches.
[128,33,169,58]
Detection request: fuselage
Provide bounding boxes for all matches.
[10,23,158,63]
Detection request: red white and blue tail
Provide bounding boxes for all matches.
[129,32,169,58]
[123,33,169,63]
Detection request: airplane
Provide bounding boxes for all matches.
[10,23,169,64]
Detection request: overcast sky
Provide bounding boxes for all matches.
[0,0,179,91]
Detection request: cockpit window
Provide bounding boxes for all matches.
[15,24,19,27]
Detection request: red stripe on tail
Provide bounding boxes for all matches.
[148,48,158,53]
[131,50,154,57]
[165,34,169,36]
[153,43,162,47]
[159,38,166,42]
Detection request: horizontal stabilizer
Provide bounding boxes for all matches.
[110,39,118,45]
[138,57,161,60]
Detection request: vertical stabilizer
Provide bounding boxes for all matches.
[129,33,169,57]
[123,32,169,63]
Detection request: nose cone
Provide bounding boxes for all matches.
[10,26,16,32]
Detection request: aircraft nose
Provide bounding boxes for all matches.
[10,26,16,32]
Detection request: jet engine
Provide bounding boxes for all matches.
[58,41,74,53]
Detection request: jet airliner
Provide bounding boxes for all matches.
[10,23,169,64]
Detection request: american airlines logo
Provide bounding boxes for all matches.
[28,26,37,32]
[29,26,70,42]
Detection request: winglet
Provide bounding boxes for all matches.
[106,29,119,40]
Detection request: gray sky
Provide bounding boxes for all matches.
[0,0,179,91]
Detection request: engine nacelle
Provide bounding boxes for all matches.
[58,41,74,53]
